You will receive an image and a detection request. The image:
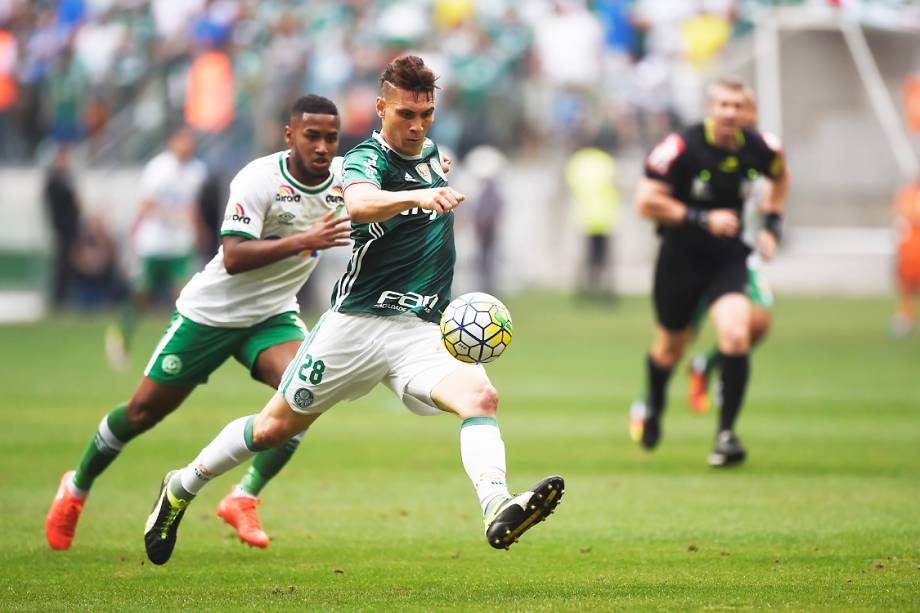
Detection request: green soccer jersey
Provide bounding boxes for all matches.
[332,131,454,323]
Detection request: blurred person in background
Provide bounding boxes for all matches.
[43,146,81,309]
[46,95,352,553]
[890,175,920,339]
[105,128,208,369]
[0,21,18,160]
[687,87,783,412]
[565,146,620,301]
[628,78,787,468]
[70,214,127,310]
[464,145,506,295]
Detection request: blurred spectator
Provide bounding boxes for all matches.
[71,214,126,310]
[891,176,920,339]
[48,44,88,144]
[464,145,507,295]
[0,24,18,160]
[43,146,81,309]
[565,146,620,300]
[185,47,234,133]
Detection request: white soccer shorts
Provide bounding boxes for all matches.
[279,310,484,416]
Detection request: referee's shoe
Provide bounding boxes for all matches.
[708,431,746,467]
[629,400,662,450]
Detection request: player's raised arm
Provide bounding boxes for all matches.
[223,210,351,275]
[344,183,464,223]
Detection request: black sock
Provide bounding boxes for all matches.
[645,354,673,418]
[718,354,750,432]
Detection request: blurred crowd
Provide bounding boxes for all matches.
[2,0,916,312]
[0,0,765,168]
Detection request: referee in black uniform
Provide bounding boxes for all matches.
[629,78,789,466]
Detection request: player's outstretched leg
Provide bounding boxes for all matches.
[484,475,565,550]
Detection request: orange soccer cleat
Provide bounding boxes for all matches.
[45,470,86,550]
[216,489,269,548]
[688,358,711,415]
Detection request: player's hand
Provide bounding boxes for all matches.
[417,187,464,214]
[299,209,352,252]
[757,229,778,261]
[706,209,740,237]
[440,152,452,174]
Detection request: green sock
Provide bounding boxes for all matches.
[238,431,307,497]
[72,404,138,493]
[703,346,721,377]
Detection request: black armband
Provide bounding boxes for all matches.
[764,212,783,242]
[684,207,709,230]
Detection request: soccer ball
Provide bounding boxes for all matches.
[440,292,513,364]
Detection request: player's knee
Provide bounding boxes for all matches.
[251,422,288,450]
[719,327,750,354]
[651,343,683,368]
[466,383,499,418]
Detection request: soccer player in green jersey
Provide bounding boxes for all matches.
[143,56,565,565]
[46,95,352,551]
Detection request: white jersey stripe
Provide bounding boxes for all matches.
[144,315,186,376]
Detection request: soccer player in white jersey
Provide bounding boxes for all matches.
[143,56,565,566]
[46,95,352,552]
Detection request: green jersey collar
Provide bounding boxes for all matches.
[704,118,745,149]
[279,152,333,194]
[372,131,432,161]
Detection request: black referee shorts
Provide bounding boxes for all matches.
[653,245,749,331]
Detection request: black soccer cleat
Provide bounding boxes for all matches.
[708,430,747,467]
[144,470,189,565]
[629,400,662,450]
[485,475,565,550]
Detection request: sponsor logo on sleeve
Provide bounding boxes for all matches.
[275,185,301,202]
[226,203,252,224]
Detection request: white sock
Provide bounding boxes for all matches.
[178,416,260,496]
[460,417,509,514]
[232,485,257,499]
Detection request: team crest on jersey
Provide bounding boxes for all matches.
[293,388,314,409]
[430,158,447,182]
[161,354,182,375]
[275,185,301,202]
[415,162,432,183]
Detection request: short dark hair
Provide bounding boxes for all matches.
[380,55,439,96]
[290,95,338,118]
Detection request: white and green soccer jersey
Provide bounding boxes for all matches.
[333,132,454,324]
[175,151,344,328]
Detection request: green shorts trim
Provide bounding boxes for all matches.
[690,263,773,327]
[144,311,308,386]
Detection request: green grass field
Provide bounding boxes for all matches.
[1,294,918,610]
